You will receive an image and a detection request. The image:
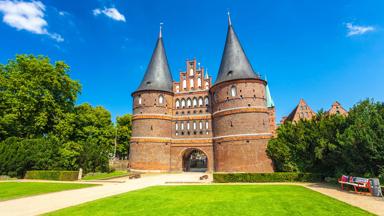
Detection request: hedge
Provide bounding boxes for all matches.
[213,172,323,183]
[24,170,79,181]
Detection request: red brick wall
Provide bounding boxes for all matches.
[214,139,273,172]
[129,142,171,171]
[211,79,274,173]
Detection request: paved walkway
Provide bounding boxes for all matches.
[304,183,384,216]
[0,173,208,216]
[0,174,383,216]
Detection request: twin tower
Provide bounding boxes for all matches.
[129,17,276,173]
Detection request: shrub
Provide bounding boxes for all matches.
[213,172,323,183]
[25,170,79,181]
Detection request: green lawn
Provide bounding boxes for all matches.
[45,185,371,216]
[82,171,129,180]
[0,182,97,201]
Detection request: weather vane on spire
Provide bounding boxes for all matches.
[159,22,164,38]
[227,10,232,26]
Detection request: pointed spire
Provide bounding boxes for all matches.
[159,22,163,38]
[214,13,258,85]
[205,68,209,79]
[265,75,275,108]
[227,10,232,26]
[134,24,173,93]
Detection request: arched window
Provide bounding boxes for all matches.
[181,99,186,108]
[204,97,209,106]
[205,81,209,89]
[193,122,197,130]
[159,95,164,104]
[175,122,178,130]
[190,79,194,88]
[199,121,203,129]
[175,99,180,108]
[176,85,179,93]
[198,97,203,106]
[205,121,209,129]
[197,78,202,87]
[193,98,197,107]
[189,68,194,76]
[187,122,190,130]
[181,122,184,130]
[187,98,192,107]
[230,85,237,97]
[138,96,142,105]
[182,80,187,89]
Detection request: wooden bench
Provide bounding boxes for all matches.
[338,176,371,194]
[128,173,141,179]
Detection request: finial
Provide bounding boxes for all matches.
[159,22,163,38]
[227,10,232,26]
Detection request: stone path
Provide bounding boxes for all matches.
[0,173,208,216]
[0,174,382,216]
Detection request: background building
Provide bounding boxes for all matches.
[281,99,348,124]
[281,99,316,123]
[327,101,348,116]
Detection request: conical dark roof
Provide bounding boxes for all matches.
[214,17,258,85]
[134,28,173,93]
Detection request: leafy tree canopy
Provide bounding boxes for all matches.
[0,55,81,140]
[0,55,132,177]
[268,99,384,178]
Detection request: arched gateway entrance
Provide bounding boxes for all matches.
[182,148,208,172]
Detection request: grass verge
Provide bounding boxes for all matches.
[82,171,129,180]
[0,182,97,201]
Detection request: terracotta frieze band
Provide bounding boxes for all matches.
[212,106,269,118]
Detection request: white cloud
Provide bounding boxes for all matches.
[0,0,63,42]
[345,22,375,37]
[58,11,67,16]
[93,7,125,22]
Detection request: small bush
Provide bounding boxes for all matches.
[25,170,79,181]
[213,172,323,183]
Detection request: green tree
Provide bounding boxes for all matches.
[268,99,384,178]
[339,100,384,177]
[115,114,132,160]
[0,55,118,176]
[55,103,115,172]
[0,55,81,140]
[0,136,60,177]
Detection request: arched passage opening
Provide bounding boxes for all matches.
[182,148,208,172]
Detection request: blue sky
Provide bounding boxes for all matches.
[0,0,383,122]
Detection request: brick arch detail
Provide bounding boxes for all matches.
[170,146,213,172]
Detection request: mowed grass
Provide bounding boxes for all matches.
[46,185,371,216]
[82,171,129,180]
[0,182,97,201]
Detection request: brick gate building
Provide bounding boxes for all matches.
[129,17,275,173]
